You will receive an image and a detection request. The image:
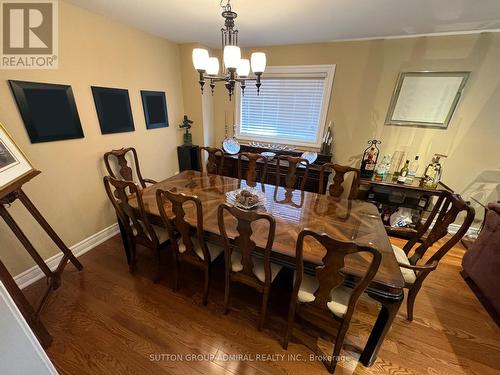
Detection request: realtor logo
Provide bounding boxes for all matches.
[1,0,58,69]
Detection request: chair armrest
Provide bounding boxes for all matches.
[398,260,438,272]
[143,178,158,185]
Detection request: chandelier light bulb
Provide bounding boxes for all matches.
[206,57,220,75]
[192,48,209,71]
[251,52,266,74]
[237,59,250,77]
[224,45,241,69]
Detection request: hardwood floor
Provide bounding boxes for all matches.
[24,235,500,374]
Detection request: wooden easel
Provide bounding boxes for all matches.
[0,170,83,348]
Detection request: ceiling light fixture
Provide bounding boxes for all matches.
[192,0,266,100]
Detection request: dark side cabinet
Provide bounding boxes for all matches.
[177,145,199,172]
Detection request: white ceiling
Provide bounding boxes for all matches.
[67,0,500,47]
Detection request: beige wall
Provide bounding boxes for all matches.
[0,1,184,276]
[199,33,500,202]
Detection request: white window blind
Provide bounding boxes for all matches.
[238,73,329,145]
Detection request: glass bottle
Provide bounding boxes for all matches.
[406,156,419,183]
[422,154,446,188]
[397,160,410,183]
[375,154,390,181]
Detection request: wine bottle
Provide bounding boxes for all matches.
[397,160,410,183]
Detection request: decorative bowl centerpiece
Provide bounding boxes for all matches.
[226,188,266,210]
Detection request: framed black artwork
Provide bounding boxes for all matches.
[141,90,169,129]
[9,80,84,143]
[91,86,135,134]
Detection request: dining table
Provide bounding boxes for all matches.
[124,170,405,367]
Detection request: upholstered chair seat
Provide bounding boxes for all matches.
[133,220,170,244]
[294,272,353,318]
[178,237,223,262]
[391,245,417,284]
[231,251,282,282]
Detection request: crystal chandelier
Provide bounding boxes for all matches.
[192,0,266,100]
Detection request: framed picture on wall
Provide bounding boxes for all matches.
[385,71,470,129]
[91,86,135,134]
[141,90,169,129]
[0,122,37,195]
[9,80,84,143]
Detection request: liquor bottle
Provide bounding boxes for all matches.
[360,140,381,178]
[421,154,447,188]
[406,156,419,183]
[397,160,410,183]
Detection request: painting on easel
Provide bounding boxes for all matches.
[0,123,35,194]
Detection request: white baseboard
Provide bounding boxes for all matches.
[14,223,120,290]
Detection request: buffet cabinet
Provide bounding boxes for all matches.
[216,145,332,194]
[357,174,453,239]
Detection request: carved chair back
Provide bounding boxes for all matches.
[103,176,158,249]
[276,155,310,190]
[237,152,268,187]
[294,229,381,318]
[404,192,475,265]
[104,147,152,188]
[198,146,224,175]
[217,203,276,288]
[156,188,210,263]
[319,163,361,199]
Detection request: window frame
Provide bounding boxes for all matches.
[234,64,336,149]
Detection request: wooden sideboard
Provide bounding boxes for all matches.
[215,144,332,194]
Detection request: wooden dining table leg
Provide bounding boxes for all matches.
[359,292,404,366]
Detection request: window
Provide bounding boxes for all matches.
[235,65,335,148]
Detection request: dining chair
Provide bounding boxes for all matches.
[103,176,169,281]
[319,163,361,199]
[237,152,268,187]
[156,188,223,305]
[276,155,310,190]
[104,147,157,188]
[392,192,475,321]
[283,229,381,373]
[217,203,283,330]
[198,146,225,175]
